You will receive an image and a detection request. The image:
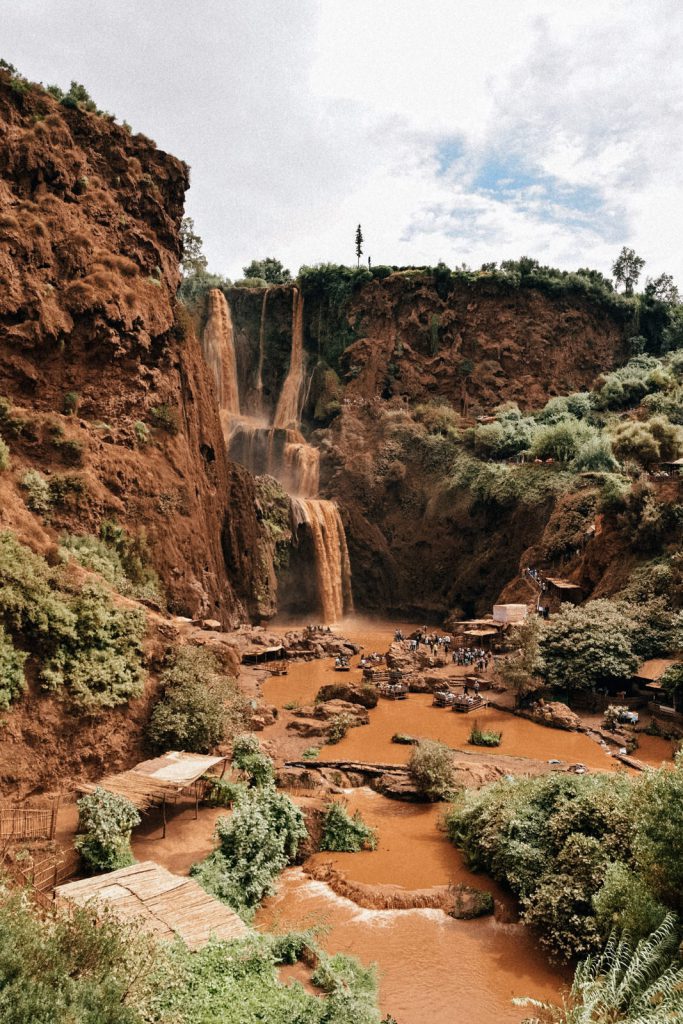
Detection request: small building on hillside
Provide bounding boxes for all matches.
[545,577,583,605]
[492,604,528,625]
[658,458,683,477]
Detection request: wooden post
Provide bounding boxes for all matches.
[162,796,167,840]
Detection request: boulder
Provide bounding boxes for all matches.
[528,701,582,731]
[316,682,378,708]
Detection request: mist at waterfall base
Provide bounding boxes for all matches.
[200,287,353,623]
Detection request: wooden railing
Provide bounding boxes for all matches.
[0,804,58,841]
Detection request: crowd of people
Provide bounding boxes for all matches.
[452,647,491,672]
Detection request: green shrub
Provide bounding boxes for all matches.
[21,468,52,513]
[593,862,668,942]
[204,777,248,807]
[231,733,275,785]
[191,784,307,918]
[133,420,150,445]
[532,418,597,463]
[326,711,355,744]
[62,391,79,415]
[0,624,26,708]
[571,434,619,472]
[0,532,146,709]
[320,800,377,852]
[61,522,163,604]
[408,739,456,801]
[74,787,140,872]
[468,723,502,747]
[147,647,245,753]
[149,403,179,434]
[302,746,320,759]
[52,437,83,465]
[0,434,9,471]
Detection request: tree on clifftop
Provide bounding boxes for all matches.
[180,217,208,277]
[612,246,645,295]
[241,258,291,284]
[355,224,364,267]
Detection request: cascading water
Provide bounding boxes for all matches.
[290,498,353,623]
[200,289,240,431]
[274,287,304,429]
[201,285,352,621]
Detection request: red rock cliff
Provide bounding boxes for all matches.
[0,72,264,624]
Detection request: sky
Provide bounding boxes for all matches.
[3,1,683,283]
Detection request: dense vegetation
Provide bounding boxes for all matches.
[0,531,146,710]
[446,759,683,963]
[0,890,386,1024]
[146,647,246,754]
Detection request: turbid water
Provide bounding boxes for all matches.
[259,616,673,1022]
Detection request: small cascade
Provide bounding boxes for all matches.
[290,498,353,623]
[274,287,304,429]
[201,289,240,432]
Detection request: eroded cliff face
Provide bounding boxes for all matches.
[223,276,630,619]
[0,73,265,624]
[342,274,629,413]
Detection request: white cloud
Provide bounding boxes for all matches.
[3,1,682,282]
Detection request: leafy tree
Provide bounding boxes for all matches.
[241,257,291,284]
[539,600,639,693]
[645,272,680,305]
[320,801,378,852]
[499,616,544,700]
[355,224,364,268]
[74,787,140,872]
[179,216,208,277]
[408,738,456,801]
[612,246,645,295]
[147,647,246,753]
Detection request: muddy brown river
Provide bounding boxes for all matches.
[258,616,673,1022]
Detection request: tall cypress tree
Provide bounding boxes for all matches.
[355,224,363,268]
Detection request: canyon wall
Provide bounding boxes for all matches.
[0,72,266,624]
[224,276,630,619]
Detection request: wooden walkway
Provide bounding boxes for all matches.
[56,861,248,950]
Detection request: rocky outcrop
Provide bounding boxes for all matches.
[525,701,582,732]
[0,72,264,624]
[305,861,494,919]
[315,682,379,708]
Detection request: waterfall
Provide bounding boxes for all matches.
[291,498,353,623]
[201,289,240,432]
[253,288,269,415]
[274,287,304,429]
[200,285,352,622]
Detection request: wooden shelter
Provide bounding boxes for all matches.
[545,577,583,604]
[56,861,248,950]
[241,645,286,665]
[78,751,228,837]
